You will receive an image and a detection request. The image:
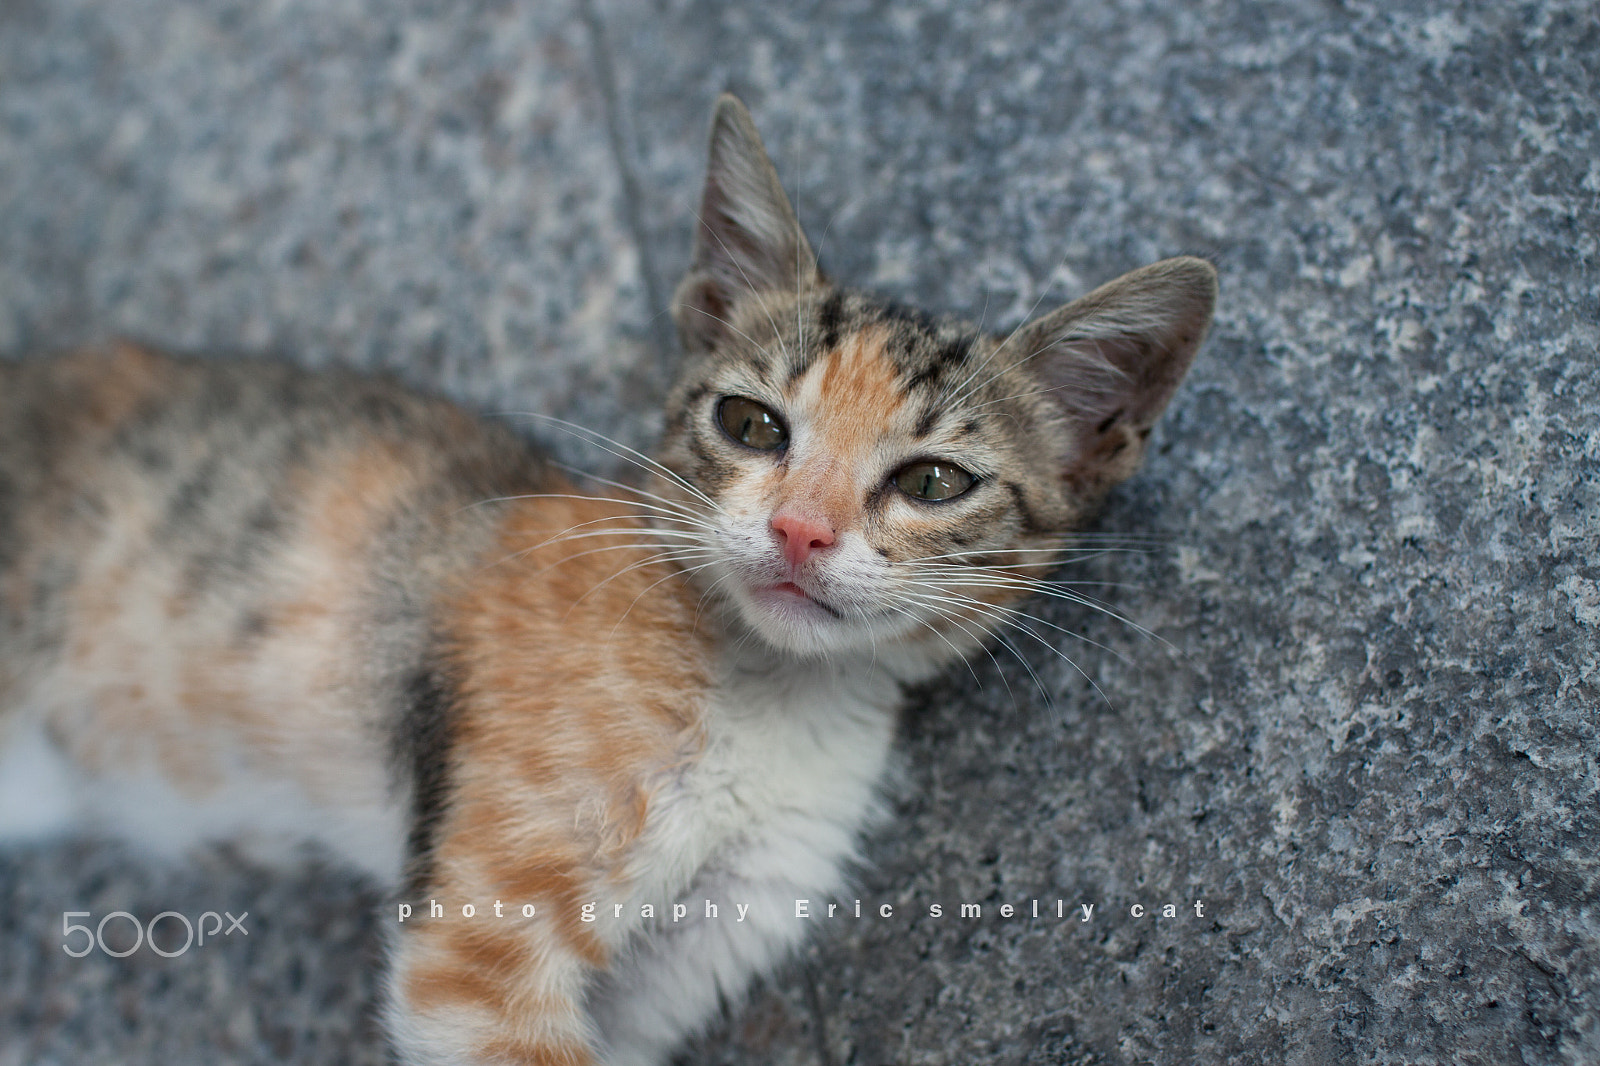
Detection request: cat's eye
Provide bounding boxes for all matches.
[893,461,976,502]
[716,397,788,451]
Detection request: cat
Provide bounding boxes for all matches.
[0,94,1216,1065]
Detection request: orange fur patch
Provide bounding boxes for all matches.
[475,1037,593,1066]
[417,485,715,985]
[772,327,906,531]
[405,951,509,1012]
[810,327,904,454]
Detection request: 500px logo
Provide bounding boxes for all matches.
[61,910,248,958]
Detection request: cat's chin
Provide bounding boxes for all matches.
[748,581,835,620]
[733,583,846,654]
[720,580,871,659]
[725,582,955,674]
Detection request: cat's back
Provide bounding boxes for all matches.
[1,343,545,679]
[0,342,540,547]
[0,344,555,870]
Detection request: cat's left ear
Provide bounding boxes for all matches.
[1011,256,1217,494]
[674,94,820,354]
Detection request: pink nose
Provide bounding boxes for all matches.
[770,511,835,568]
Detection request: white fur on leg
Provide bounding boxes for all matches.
[0,715,81,842]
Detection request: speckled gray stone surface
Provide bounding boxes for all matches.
[1,0,1596,1063]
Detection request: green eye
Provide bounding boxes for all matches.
[893,461,976,502]
[716,397,788,451]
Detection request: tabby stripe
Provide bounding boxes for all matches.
[816,290,847,353]
[395,655,460,895]
[877,301,936,330]
[1003,479,1044,534]
[904,334,970,390]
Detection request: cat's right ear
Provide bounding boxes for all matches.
[674,94,819,354]
[1010,256,1217,496]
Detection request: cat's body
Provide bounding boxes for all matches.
[0,342,909,1062]
[0,97,1215,1064]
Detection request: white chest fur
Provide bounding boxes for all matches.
[660,650,905,897]
[586,647,923,1064]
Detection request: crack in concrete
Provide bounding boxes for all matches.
[802,962,838,1066]
[575,0,676,388]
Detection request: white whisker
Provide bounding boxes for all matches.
[895,585,1115,706]
[942,245,1077,408]
[695,211,795,366]
[903,569,1169,652]
[682,303,787,368]
[608,559,727,639]
[561,548,723,623]
[500,411,723,514]
[901,582,1131,665]
[487,537,715,581]
[881,601,993,694]
[691,568,742,633]
[457,491,710,529]
[896,545,1153,566]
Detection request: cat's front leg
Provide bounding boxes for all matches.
[585,868,838,1066]
[384,897,604,1065]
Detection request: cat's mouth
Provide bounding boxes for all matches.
[753,580,842,619]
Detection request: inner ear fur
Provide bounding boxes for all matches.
[673,94,819,354]
[1011,256,1217,494]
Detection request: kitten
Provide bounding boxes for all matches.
[0,95,1215,1064]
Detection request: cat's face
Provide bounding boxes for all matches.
[661,288,1074,659]
[658,96,1215,661]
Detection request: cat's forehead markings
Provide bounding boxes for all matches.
[901,332,975,395]
[808,327,906,432]
[809,289,850,358]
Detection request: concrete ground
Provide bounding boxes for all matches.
[1,0,1596,1063]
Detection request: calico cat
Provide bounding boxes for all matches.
[0,95,1215,1064]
